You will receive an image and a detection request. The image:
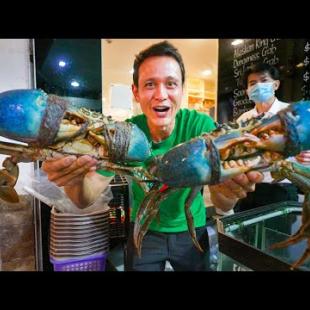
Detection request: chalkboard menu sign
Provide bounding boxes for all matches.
[217,39,310,123]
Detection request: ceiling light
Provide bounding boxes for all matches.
[58,60,66,67]
[231,39,244,46]
[296,62,304,68]
[202,69,212,76]
[71,80,80,87]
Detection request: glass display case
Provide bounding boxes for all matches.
[216,201,310,271]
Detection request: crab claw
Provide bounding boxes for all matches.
[104,122,151,162]
[251,100,310,156]
[0,89,152,163]
[149,137,263,188]
[149,138,213,187]
[0,89,68,146]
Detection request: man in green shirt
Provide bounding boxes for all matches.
[42,41,263,271]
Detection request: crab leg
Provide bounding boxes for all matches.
[0,140,154,203]
[97,162,156,194]
[184,186,204,253]
[290,239,310,270]
[270,214,310,270]
[269,163,310,269]
[269,223,309,250]
[0,142,60,203]
[133,183,162,251]
[0,157,19,203]
[135,187,176,257]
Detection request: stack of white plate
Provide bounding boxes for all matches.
[49,206,110,259]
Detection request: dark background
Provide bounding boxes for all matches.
[34,39,102,111]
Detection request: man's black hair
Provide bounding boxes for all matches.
[133,40,185,87]
[242,63,280,88]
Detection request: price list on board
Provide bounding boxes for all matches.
[302,41,310,100]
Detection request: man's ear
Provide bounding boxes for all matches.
[274,80,280,91]
[132,84,139,102]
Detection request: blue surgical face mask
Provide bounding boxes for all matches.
[247,82,275,102]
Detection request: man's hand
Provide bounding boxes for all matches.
[41,155,110,208]
[209,171,264,212]
[41,155,98,187]
[295,150,310,165]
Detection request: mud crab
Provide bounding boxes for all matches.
[0,89,153,203]
[1,89,310,269]
[134,100,310,269]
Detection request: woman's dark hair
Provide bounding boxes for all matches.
[242,63,280,88]
[133,40,185,87]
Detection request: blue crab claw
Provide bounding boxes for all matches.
[281,100,310,153]
[150,100,310,189]
[0,89,151,163]
[0,89,67,146]
[127,123,151,162]
[149,138,213,187]
[137,100,310,258]
[250,100,310,156]
[149,137,262,188]
[104,122,151,162]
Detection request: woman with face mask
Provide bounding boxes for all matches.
[235,63,310,213]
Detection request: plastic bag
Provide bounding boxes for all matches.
[24,170,114,214]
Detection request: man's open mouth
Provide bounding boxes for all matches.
[153,106,170,112]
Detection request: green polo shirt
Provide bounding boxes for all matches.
[98,109,216,233]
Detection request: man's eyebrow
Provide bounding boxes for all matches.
[142,76,179,82]
[166,75,179,80]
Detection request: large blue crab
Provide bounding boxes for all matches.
[135,100,310,269]
[1,89,310,269]
[0,89,153,203]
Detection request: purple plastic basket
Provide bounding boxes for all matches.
[50,252,108,272]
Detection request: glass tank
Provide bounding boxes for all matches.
[217,201,310,271]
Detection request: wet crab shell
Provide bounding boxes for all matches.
[125,123,152,162]
[0,89,67,146]
[0,89,152,163]
[103,122,151,162]
[252,100,310,157]
[283,100,310,153]
[151,137,213,187]
[151,100,310,188]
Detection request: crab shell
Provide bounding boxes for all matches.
[0,89,151,162]
[0,89,67,146]
[249,100,310,157]
[150,100,310,188]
